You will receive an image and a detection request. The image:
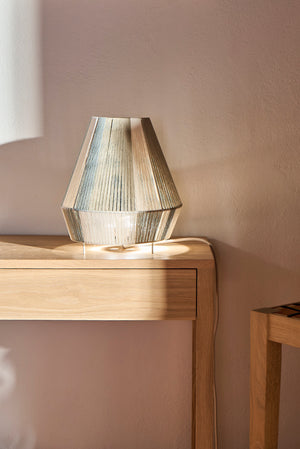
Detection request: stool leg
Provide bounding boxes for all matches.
[250,311,282,449]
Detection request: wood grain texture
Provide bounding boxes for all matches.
[0,235,216,448]
[192,265,216,449]
[0,235,214,268]
[253,304,300,348]
[269,314,300,347]
[0,268,196,320]
[250,311,282,449]
[268,314,300,348]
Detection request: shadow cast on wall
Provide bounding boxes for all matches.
[211,240,300,446]
[0,0,299,448]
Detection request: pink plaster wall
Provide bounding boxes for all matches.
[0,0,299,448]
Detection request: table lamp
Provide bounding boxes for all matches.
[62,117,182,245]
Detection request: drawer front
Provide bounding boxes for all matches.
[0,269,196,320]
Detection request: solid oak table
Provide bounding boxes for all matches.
[0,235,216,449]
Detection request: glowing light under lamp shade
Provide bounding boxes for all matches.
[62,117,182,245]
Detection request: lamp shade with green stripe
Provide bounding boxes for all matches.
[61,117,182,245]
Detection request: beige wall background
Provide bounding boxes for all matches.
[0,0,299,448]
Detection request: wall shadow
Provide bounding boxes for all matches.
[211,240,300,446]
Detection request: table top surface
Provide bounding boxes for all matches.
[0,235,214,269]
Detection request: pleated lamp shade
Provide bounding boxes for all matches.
[62,117,182,245]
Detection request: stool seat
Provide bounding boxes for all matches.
[261,302,300,318]
[250,302,300,449]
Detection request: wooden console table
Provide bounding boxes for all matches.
[0,235,216,449]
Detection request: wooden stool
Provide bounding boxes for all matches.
[250,302,300,449]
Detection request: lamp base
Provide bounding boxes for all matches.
[62,207,181,246]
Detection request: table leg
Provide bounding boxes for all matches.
[192,266,216,449]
